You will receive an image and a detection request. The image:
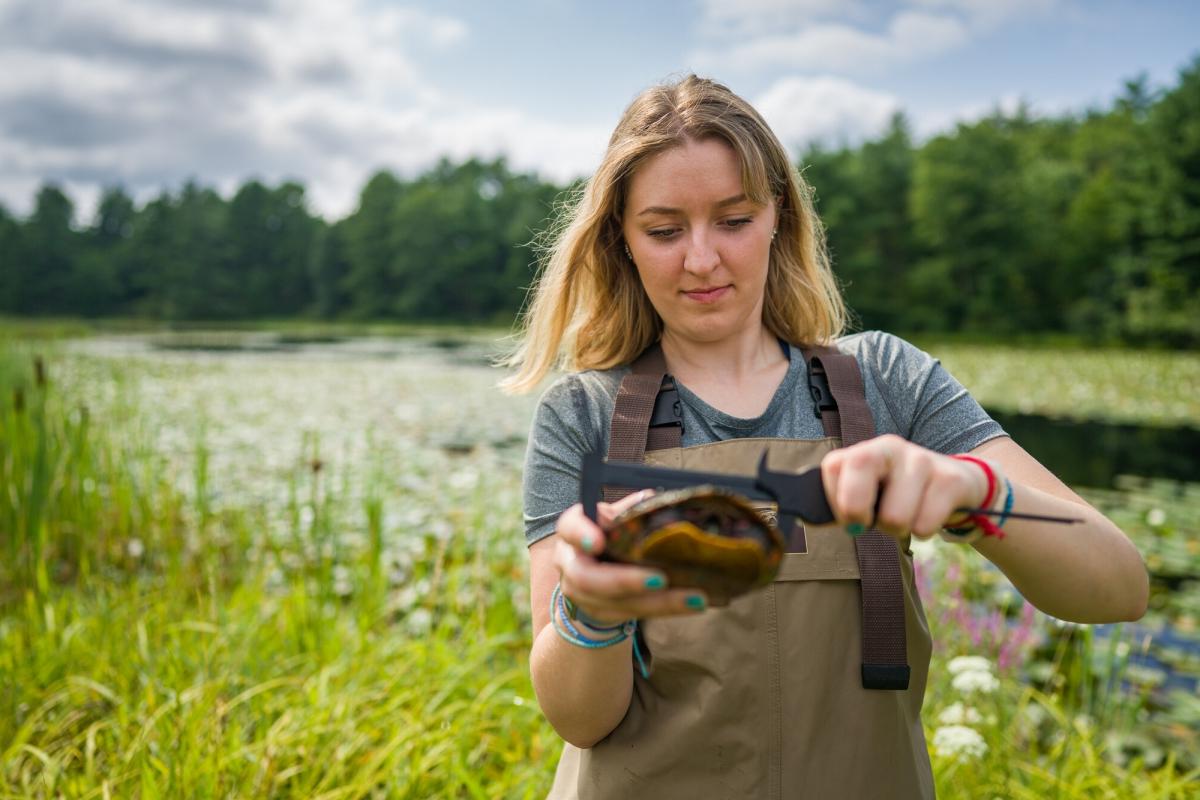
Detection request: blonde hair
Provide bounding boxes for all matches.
[500,74,846,394]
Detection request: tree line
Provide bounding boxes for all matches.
[1,57,1196,345]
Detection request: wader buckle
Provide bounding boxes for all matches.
[649,381,684,433]
[808,367,836,419]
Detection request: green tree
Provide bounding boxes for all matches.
[803,114,918,331]
[70,186,137,316]
[123,192,174,317]
[0,203,20,311]
[909,111,1047,332]
[311,221,348,318]
[1059,87,1156,340]
[388,158,554,320]
[1132,56,1200,345]
[156,183,235,320]
[338,161,556,321]
[17,185,78,315]
[226,180,323,317]
[340,170,406,319]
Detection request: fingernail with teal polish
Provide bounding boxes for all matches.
[846,523,866,537]
[644,574,665,590]
[581,535,593,553]
[686,594,707,610]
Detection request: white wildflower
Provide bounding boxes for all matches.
[126,538,145,558]
[932,725,988,760]
[428,519,453,541]
[332,565,353,598]
[449,469,478,491]
[908,537,939,563]
[393,585,421,612]
[951,669,1000,694]
[339,531,365,551]
[947,656,992,676]
[938,702,983,726]
[406,608,433,636]
[1019,701,1048,732]
[397,508,428,529]
[1146,508,1166,527]
[387,565,410,587]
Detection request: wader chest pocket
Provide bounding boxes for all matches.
[773,525,861,581]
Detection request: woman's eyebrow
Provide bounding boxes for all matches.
[636,194,749,217]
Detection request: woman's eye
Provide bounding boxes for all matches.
[647,228,678,239]
[723,217,753,229]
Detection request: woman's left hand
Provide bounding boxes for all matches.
[819,434,994,540]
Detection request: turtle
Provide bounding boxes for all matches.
[604,486,785,606]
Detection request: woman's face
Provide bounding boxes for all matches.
[621,137,777,347]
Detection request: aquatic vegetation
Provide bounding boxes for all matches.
[925,342,1200,426]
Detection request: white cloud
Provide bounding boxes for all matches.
[912,92,1028,139]
[247,96,608,218]
[0,0,509,219]
[693,0,1061,75]
[694,11,970,75]
[909,0,1061,31]
[755,76,901,150]
[698,0,861,37]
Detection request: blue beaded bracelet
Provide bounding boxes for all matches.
[550,583,651,678]
[940,476,1016,543]
[996,477,1015,528]
[561,591,628,634]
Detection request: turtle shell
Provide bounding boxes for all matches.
[606,486,784,606]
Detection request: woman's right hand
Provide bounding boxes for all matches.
[554,491,709,623]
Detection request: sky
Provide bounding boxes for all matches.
[1,0,1196,221]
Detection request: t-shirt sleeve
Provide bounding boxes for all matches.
[522,374,601,546]
[854,331,1006,455]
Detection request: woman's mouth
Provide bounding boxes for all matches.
[682,285,731,303]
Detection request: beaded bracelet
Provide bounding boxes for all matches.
[550,583,651,678]
[561,591,627,634]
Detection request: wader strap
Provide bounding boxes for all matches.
[604,344,682,503]
[803,346,911,691]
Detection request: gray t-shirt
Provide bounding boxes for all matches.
[522,331,1006,545]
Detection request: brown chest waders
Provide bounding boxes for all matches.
[547,342,934,800]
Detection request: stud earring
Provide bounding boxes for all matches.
[624,243,634,262]
[771,228,778,240]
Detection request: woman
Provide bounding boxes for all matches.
[503,75,1147,799]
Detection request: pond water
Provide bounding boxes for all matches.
[990,410,1200,487]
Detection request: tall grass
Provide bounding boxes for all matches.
[0,341,557,797]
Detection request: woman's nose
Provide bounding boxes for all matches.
[683,232,719,275]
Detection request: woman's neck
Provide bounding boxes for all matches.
[659,324,786,387]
